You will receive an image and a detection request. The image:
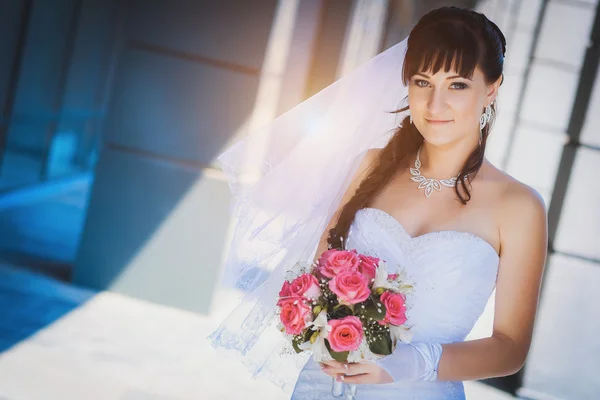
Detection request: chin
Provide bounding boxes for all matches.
[419,131,456,146]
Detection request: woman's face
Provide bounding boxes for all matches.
[408,65,499,147]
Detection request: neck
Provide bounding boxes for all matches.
[416,141,480,179]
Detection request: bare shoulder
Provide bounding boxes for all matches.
[485,163,548,359]
[498,170,545,219]
[482,161,546,211]
[482,161,548,248]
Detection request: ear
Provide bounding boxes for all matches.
[485,75,502,105]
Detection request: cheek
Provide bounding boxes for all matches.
[450,94,482,125]
[408,90,427,113]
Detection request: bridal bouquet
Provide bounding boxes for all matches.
[276,248,414,395]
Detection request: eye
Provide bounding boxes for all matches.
[413,79,430,88]
[450,82,469,90]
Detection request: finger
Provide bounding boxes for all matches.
[344,363,371,376]
[330,362,373,376]
[320,365,342,378]
[341,373,373,385]
[321,369,338,378]
[320,362,339,371]
[323,362,350,374]
[322,360,345,369]
[326,366,350,375]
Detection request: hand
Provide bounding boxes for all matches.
[319,360,394,385]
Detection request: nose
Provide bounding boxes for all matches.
[427,87,447,115]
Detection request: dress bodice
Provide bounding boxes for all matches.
[346,207,500,344]
[291,207,500,400]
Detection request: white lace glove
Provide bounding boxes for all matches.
[375,342,443,381]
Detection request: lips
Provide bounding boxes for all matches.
[425,118,453,124]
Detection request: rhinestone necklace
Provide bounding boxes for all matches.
[409,145,459,198]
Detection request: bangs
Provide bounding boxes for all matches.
[402,21,482,84]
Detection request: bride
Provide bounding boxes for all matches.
[210,6,547,400]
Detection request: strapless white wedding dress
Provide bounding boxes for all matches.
[291,207,500,400]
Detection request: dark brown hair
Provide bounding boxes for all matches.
[327,7,507,250]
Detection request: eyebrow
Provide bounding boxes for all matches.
[415,72,472,81]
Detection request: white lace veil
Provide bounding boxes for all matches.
[209,38,411,393]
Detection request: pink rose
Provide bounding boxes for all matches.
[358,255,379,282]
[327,316,364,352]
[289,273,321,299]
[318,249,360,278]
[277,280,292,306]
[380,292,407,326]
[328,270,370,305]
[279,298,312,335]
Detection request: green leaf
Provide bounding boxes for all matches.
[324,338,349,362]
[292,337,304,354]
[368,334,393,356]
[329,304,353,320]
[329,349,349,362]
[288,330,311,354]
[302,329,314,343]
[362,295,386,321]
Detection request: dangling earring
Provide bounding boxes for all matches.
[409,113,413,125]
[479,102,493,146]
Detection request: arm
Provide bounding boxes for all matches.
[322,183,548,383]
[435,184,548,381]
